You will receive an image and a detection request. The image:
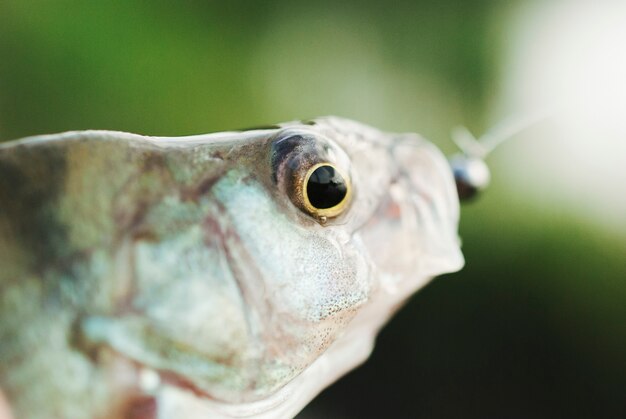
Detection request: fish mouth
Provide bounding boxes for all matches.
[121,331,376,419]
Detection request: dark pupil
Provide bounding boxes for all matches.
[306,165,347,209]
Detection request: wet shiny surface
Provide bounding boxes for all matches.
[306,165,348,209]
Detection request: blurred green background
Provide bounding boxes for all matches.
[1,1,624,418]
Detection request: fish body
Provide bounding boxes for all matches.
[0,117,463,418]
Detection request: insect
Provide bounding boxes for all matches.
[0,115,529,419]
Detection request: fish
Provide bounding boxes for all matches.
[0,117,464,419]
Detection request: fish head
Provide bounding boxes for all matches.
[81,117,463,417]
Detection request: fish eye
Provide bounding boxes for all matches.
[270,132,353,222]
[301,163,351,219]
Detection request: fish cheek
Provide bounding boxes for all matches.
[81,196,257,403]
[212,173,371,395]
[131,224,251,366]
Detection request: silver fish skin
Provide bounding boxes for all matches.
[0,117,463,419]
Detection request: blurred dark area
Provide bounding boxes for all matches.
[1,1,624,418]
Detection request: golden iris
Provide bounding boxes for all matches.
[301,163,351,219]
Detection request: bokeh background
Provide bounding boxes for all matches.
[1,1,624,418]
